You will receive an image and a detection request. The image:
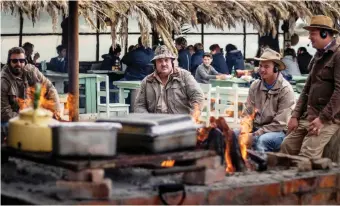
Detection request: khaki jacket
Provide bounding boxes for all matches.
[134,67,204,114]
[243,73,296,137]
[292,37,340,123]
[1,64,60,122]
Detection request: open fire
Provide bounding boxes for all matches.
[193,100,258,174]
[16,85,75,122]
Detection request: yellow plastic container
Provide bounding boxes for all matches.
[8,108,59,152]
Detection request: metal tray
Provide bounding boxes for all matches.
[117,130,198,153]
[51,122,122,157]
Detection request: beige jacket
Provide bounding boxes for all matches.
[242,73,296,137]
[1,64,60,122]
[134,67,204,114]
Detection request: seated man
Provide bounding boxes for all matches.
[134,45,204,114]
[235,48,296,152]
[23,42,40,65]
[280,15,340,159]
[50,45,67,73]
[195,52,227,84]
[1,47,60,123]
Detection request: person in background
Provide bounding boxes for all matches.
[234,48,296,152]
[195,53,227,84]
[187,45,194,56]
[1,47,60,123]
[297,47,312,74]
[128,45,136,53]
[281,48,301,79]
[225,44,245,74]
[280,15,340,159]
[22,42,40,65]
[121,36,154,80]
[209,44,229,74]
[175,37,191,71]
[190,43,205,76]
[134,45,204,114]
[100,44,122,71]
[49,45,67,73]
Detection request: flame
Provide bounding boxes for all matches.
[238,108,257,163]
[66,94,75,121]
[15,85,71,121]
[161,160,175,167]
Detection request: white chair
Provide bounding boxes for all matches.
[97,75,130,118]
[214,85,238,123]
[199,83,212,124]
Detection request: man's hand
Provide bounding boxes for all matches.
[308,117,324,136]
[216,74,227,80]
[287,117,298,134]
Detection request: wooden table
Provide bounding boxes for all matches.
[112,81,141,104]
[44,70,99,113]
[292,75,308,84]
[87,70,124,75]
[209,78,250,88]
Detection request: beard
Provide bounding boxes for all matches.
[9,65,23,76]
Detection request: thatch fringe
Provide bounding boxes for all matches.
[1,0,339,53]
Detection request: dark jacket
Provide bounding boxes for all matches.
[190,50,204,76]
[178,49,191,71]
[100,54,121,71]
[225,50,245,74]
[49,57,67,73]
[297,52,312,74]
[292,37,340,123]
[212,53,229,74]
[121,46,154,81]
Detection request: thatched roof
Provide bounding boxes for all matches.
[1,0,340,53]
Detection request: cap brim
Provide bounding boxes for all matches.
[303,25,339,34]
[253,57,286,71]
[151,55,176,62]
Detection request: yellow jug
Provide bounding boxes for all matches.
[7,108,59,152]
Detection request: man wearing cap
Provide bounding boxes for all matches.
[134,45,204,114]
[280,15,340,159]
[235,48,296,152]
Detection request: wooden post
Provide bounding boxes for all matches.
[68,0,79,121]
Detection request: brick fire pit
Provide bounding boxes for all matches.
[2,156,340,205]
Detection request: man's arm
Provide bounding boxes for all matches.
[319,53,340,123]
[1,79,18,122]
[134,79,149,113]
[291,58,314,119]
[210,67,220,75]
[241,81,256,118]
[254,87,296,137]
[197,66,217,80]
[183,71,204,110]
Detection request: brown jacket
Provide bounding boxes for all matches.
[243,73,296,137]
[1,64,60,122]
[134,67,204,114]
[292,37,340,123]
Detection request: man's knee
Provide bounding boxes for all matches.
[255,132,285,152]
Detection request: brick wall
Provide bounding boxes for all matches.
[84,169,340,205]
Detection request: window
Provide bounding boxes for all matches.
[204,22,243,33]
[1,36,20,64]
[1,12,20,34]
[79,35,97,61]
[245,35,259,59]
[204,35,243,54]
[22,12,63,33]
[22,35,62,62]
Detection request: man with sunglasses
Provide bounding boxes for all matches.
[1,47,60,123]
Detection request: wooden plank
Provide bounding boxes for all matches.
[1,146,216,172]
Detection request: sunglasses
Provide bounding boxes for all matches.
[10,59,26,64]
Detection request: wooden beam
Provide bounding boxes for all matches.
[19,10,23,47]
[68,0,79,121]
